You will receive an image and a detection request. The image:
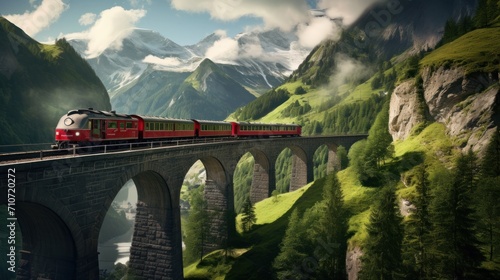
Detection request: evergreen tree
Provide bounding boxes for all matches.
[402,164,433,279]
[315,172,348,279]
[371,70,384,89]
[430,152,484,279]
[359,186,404,280]
[337,145,349,170]
[358,100,394,185]
[273,209,310,280]
[475,0,491,27]
[183,186,209,264]
[477,129,500,263]
[476,176,500,263]
[481,128,500,177]
[241,197,257,232]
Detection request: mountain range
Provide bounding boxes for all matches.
[66,27,314,120]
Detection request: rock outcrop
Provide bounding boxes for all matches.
[389,80,425,141]
[389,66,499,154]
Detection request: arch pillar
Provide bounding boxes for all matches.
[326,143,340,174]
[201,157,235,253]
[128,171,183,280]
[249,150,275,204]
[289,147,312,192]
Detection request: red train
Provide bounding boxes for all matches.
[53,108,301,148]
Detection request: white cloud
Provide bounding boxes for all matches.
[4,0,67,37]
[171,0,310,32]
[83,6,146,58]
[297,16,340,48]
[330,53,371,87]
[79,13,96,26]
[318,0,384,25]
[205,32,240,63]
[170,0,380,50]
[143,55,182,67]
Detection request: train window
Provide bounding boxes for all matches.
[120,122,125,129]
[126,122,133,128]
[108,122,117,129]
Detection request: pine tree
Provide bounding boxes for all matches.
[402,164,433,279]
[315,172,348,279]
[273,209,308,280]
[359,186,404,280]
[337,145,349,170]
[475,0,492,28]
[358,100,394,185]
[477,129,500,263]
[476,176,500,263]
[481,128,500,177]
[183,186,209,264]
[430,152,484,279]
[241,197,257,232]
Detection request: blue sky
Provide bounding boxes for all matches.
[1,0,380,48]
[0,0,268,45]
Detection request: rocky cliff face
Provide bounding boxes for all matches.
[389,67,499,154]
[389,80,426,140]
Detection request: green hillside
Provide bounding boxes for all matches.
[0,17,111,148]
[421,26,500,73]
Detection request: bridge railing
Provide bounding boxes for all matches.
[0,137,236,163]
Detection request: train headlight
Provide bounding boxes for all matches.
[56,131,59,136]
[75,132,80,137]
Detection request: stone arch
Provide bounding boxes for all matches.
[199,156,227,187]
[119,170,182,280]
[16,202,77,279]
[196,156,232,253]
[133,171,173,209]
[325,143,340,173]
[288,144,311,192]
[313,143,340,179]
[247,149,273,204]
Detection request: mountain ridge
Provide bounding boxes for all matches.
[0,17,111,147]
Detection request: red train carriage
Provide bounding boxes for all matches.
[132,115,195,140]
[54,109,302,149]
[193,120,233,137]
[53,109,139,148]
[231,122,301,137]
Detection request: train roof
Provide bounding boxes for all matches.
[192,119,232,125]
[234,122,301,127]
[66,108,134,120]
[131,115,194,124]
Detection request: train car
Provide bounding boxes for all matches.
[231,122,301,138]
[53,108,139,148]
[132,115,195,140]
[193,120,233,137]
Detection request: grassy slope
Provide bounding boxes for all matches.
[258,74,382,125]
[421,26,500,73]
[184,123,458,280]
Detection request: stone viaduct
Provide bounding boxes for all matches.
[0,135,366,279]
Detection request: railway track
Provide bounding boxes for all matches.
[0,137,237,164]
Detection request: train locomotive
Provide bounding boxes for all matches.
[53,108,301,149]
